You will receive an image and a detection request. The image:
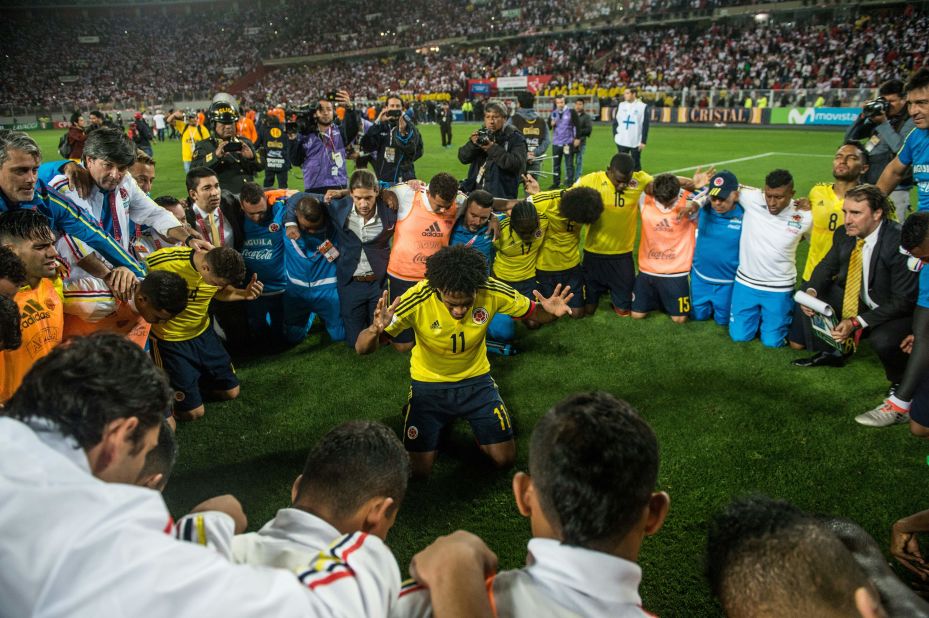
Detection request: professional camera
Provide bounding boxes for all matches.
[287,103,318,134]
[386,109,403,122]
[476,127,494,147]
[863,96,890,118]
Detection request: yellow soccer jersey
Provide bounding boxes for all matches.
[492,212,550,282]
[533,190,583,272]
[385,278,532,383]
[577,170,653,255]
[146,247,219,342]
[802,183,844,281]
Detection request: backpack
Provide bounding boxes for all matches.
[57,132,72,158]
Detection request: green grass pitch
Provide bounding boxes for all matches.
[30,123,927,616]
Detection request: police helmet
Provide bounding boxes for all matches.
[208,100,239,127]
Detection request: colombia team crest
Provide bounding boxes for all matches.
[269,223,280,233]
[472,307,488,325]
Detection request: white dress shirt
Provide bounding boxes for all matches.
[347,207,383,276]
[193,203,235,248]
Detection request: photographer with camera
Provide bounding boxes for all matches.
[288,90,359,195]
[360,95,423,185]
[192,101,264,194]
[458,101,527,199]
[845,79,916,220]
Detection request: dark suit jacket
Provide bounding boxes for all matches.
[807,222,916,330]
[327,196,397,286]
[185,190,245,252]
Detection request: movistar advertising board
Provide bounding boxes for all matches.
[770,107,861,126]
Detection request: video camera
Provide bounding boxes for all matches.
[287,103,318,134]
[476,127,495,147]
[863,96,890,118]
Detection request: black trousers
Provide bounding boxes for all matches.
[864,316,912,383]
[805,309,912,383]
[440,124,452,146]
[263,168,288,189]
[616,145,642,171]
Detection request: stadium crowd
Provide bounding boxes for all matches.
[2,8,923,110]
[4,1,929,615]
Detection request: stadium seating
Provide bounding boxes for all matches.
[0,3,922,111]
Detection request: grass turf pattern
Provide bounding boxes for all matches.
[30,123,924,616]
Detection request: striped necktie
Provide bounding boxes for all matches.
[842,238,865,321]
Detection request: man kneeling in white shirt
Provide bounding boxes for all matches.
[393,391,670,617]
[0,333,493,618]
[177,420,410,571]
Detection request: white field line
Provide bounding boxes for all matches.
[662,151,832,174]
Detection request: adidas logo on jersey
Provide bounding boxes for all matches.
[655,218,673,232]
[430,320,441,330]
[421,222,444,237]
[20,299,51,327]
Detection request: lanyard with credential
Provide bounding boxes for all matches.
[321,126,336,156]
[100,190,121,242]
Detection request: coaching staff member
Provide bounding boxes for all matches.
[796,185,916,388]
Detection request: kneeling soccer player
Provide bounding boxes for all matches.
[394,391,669,617]
[356,245,573,477]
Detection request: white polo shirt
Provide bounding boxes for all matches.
[392,537,654,617]
[735,186,812,292]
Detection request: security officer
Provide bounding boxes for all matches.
[257,110,291,189]
[192,101,264,194]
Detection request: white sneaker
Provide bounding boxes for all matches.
[854,402,909,427]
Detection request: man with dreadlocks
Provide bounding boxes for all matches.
[356,244,573,477]
[492,199,549,330]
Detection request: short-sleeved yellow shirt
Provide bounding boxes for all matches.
[147,247,219,342]
[386,279,532,383]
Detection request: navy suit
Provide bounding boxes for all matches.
[327,196,397,346]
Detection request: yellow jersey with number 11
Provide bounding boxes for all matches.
[385,279,532,383]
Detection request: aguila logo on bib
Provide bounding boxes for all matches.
[472,307,489,324]
[269,223,280,232]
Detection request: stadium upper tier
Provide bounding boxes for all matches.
[0,3,923,110]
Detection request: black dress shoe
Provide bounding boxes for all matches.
[791,351,847,368]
